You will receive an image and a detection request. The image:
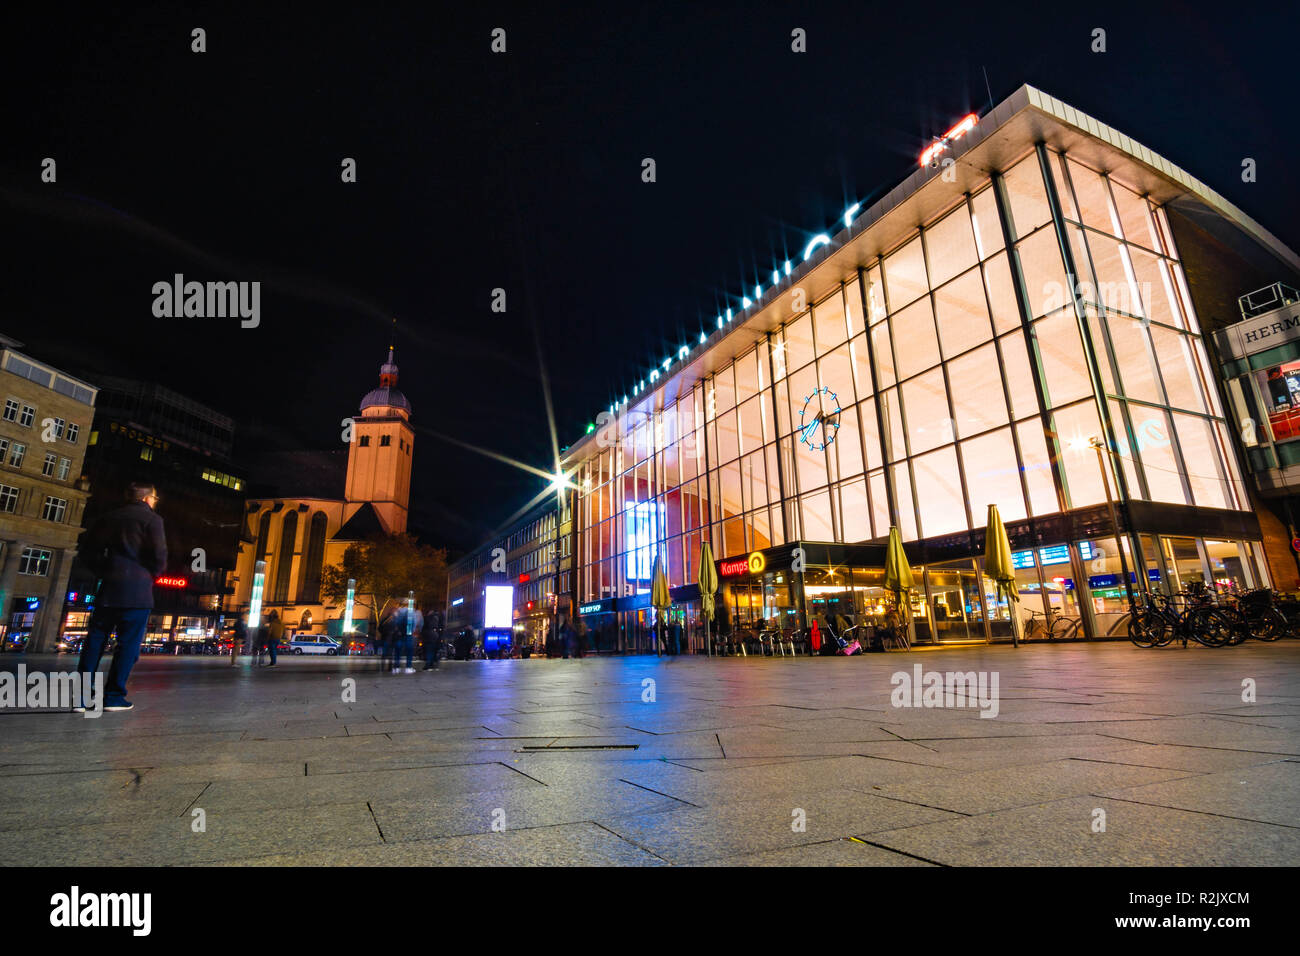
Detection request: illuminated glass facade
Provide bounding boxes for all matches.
[566,129,1273,649]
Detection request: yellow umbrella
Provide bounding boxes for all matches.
[984,503,1020,648]
[698,541,718,657]
[883,525,913,650]
[650,551,671,656]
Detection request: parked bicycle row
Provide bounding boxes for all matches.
[706,611,910,657]
[1124,583,1294,648]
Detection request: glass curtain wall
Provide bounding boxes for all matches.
[575,147,1253,636]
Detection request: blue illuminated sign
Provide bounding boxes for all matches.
[1012,542,1097,569]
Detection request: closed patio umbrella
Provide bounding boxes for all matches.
[984,503,1020,648]
[883,525,914,650]
[651,551,671,656]
[698,541,718,658]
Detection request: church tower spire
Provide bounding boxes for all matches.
[344,332,414,534]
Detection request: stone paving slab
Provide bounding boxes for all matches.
[206,821,669,866]
[196,761,541,811]
[698,837,935,867]
[0,802,381,866]
[866,796,1300,866]
[599,788,960,864]
[873,759,1197,815]
[1096,760,1300,827]
[2,645,1298,866]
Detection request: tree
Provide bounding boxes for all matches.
[321,533,447,631]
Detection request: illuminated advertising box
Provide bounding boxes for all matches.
[484,585,514,629]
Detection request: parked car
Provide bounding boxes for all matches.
[289,635,341,655]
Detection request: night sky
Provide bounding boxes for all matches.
[3,2,1297,553]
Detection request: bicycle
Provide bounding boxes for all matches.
[1023,608,1082,641]
[1218,588,1287,643]
[1129,589,1232,648]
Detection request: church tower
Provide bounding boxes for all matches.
[344,347,414,533]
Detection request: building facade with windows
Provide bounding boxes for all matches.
[0,334,97,652]
[559,85,1299,649]
[66,376,246,646]
[1211,284,1300,587]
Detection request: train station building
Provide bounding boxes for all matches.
[556,84,1300,649]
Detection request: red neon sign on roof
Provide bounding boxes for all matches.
[919,113,979,168]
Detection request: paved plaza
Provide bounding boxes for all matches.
[1,643,1297,866]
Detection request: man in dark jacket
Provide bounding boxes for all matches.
[76,481,167,712]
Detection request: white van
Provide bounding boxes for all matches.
[289,635,341,655]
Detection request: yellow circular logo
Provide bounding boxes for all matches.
[747,552,766,574]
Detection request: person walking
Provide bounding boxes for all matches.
[76,481,167,712]
[230,617,246,665]
[390,604,422,674]
[261,611,282,666]
[421,606,442,671]
[378,607,397,672]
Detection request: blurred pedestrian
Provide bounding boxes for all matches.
[231,617,246,665]
[421,606,442,671]
[258,610,283,666]
[389,604,422,674]
[76,481,167,712]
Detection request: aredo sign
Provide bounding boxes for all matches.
[719,552,766,577]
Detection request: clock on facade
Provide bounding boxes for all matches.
[798,386,842,451]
